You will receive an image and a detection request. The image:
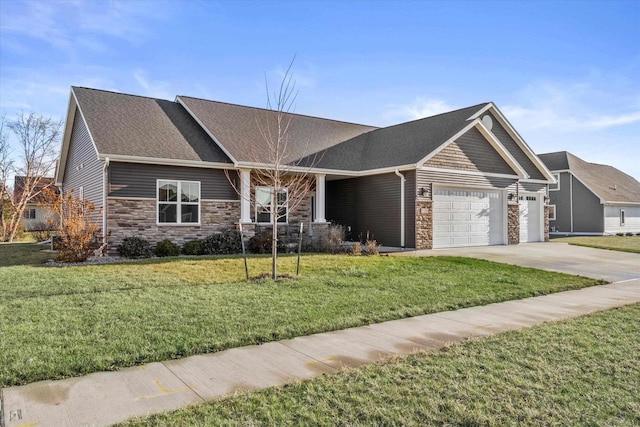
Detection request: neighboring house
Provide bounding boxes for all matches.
[55,87,555,251]
[14,176,56,231]
[539,151,640,235]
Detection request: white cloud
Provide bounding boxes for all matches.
[384,98,458,123]
[133,70,174,100]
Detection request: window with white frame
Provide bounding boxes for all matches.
[23,208,36,219]
[549,205,556,221]
[157,180,200,224]
[549,173,560,191]
[255,186,287,223]
[620,209,625,226]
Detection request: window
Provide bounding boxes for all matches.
[157,180,200,224]
[621,210,625,226]
[255,186,288,223]
[549,173,560,191]
[549,205,556,221]
[23,208,36,219]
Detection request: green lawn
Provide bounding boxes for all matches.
[552,235,640,253]
[0,242,53,267]
[1,244,601,387]
[120,304,640,426]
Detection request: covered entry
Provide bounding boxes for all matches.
[433,187,505,248]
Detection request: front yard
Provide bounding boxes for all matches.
[121,304,640,426]
[551,235,640,253]
[1,244,601,387]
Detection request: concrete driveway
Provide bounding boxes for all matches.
[397,242,640,282]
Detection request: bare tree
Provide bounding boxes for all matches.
[227,59,320,279]
[0,115,13,238]
[0,112,62,241]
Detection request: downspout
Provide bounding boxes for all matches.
[98,157,110,255]
[394,169,406,248]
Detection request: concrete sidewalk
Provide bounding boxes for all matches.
[2,279,639,427]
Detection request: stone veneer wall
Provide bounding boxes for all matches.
[415,199,433,250]
[544,205,550,242]
[507,203,520,245]
[107,198,240,251]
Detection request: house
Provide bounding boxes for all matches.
[14,176,56,231]
[55,87,555,251]
[539,151,640,234]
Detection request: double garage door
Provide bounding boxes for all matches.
[433,187,505,248]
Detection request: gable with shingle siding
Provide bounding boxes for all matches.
[425,127,515,175]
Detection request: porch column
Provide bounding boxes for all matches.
[315,174,326,222]
[240,169,251,223]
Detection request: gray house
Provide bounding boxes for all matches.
[539,151,640,234]
[55,87,555,251]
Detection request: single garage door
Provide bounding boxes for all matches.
[433,187,505,248]
[519,193,542,242]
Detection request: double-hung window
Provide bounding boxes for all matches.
[23,208,36,219]
[157,180,200,225]
[255,186,287,223]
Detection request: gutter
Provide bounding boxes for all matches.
[394,169,406,248]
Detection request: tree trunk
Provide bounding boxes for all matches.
[272,209,278,280]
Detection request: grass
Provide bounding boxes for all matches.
[119,304,640,426]
[551,235,640,253]
[0,242,53,267]
[1,244,601,387]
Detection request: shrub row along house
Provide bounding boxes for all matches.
[539,151,640,234]
[55,87,557,252]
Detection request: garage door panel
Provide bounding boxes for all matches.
[433,186,505,248]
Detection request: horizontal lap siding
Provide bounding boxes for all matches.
[109,163,238,200]
[417,170,517,199]
[519,182,547,193]
[548,173,571,232]
[572,177,603,232]
[62,110,104,222]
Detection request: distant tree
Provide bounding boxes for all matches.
[0,112,61,241]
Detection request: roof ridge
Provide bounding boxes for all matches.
[177,95,379,129]
[72,86,173,102]
[372,102,490,133]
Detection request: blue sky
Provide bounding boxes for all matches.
[1,0,639,178]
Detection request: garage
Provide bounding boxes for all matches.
[433,187,505,248]
[519,192,543,242]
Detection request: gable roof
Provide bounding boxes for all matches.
[539,151,640,204]
[72,87,233,164]
[177,96,378,165]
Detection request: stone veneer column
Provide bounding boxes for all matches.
[415,199,433,249]
[507,203,520,245]
[544,205,550,242]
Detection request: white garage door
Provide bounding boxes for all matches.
[433,187,505,248]
[519,193,542,242]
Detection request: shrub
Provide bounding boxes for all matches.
[182,239,205,255]
[248,231,273,254]
[117,237,152,259]
[636,232,640,236]
[625,232,634,236]
[319,224,346,254]
[204,229,242,255]
[155,239,181,257]
[30,222,54,242]
[350,241,362,256]
[362,238,380,256]
[49,190,101,262]
[616,232,625,236]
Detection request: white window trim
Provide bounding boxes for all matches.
[549,204,556,221]
[156,179,201,226]
[620,209,625,226]
[549,173,560,191]
[254,186,288,224]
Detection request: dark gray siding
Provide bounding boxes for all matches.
[548,172,571,232]
[327,172,413,247]
[572,177,603,232]
[487,112,546,180]
[425,127,514,175]
[109,162,238,200]
[417,169,517,199]
[62,110,104,222]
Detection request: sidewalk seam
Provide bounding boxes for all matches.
[160,362,206,403]
[273,342,338,372]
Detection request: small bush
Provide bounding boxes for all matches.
[351,241,362,256]
[155,239,181,257]
[204,229,242,255]
[362,239,380,256]
[30,222,54,242]
[319,224,346,254]
[616,233,625,236]
[182,239,205,255]
[625,232,634,236]
[636,232,640,236]
[117,237,152,259]
[248,231,273,254]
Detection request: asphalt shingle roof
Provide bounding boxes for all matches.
[72,87,232,163]
[539,151,640,203]
[301,103,489,171]
[177,96,378,164]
